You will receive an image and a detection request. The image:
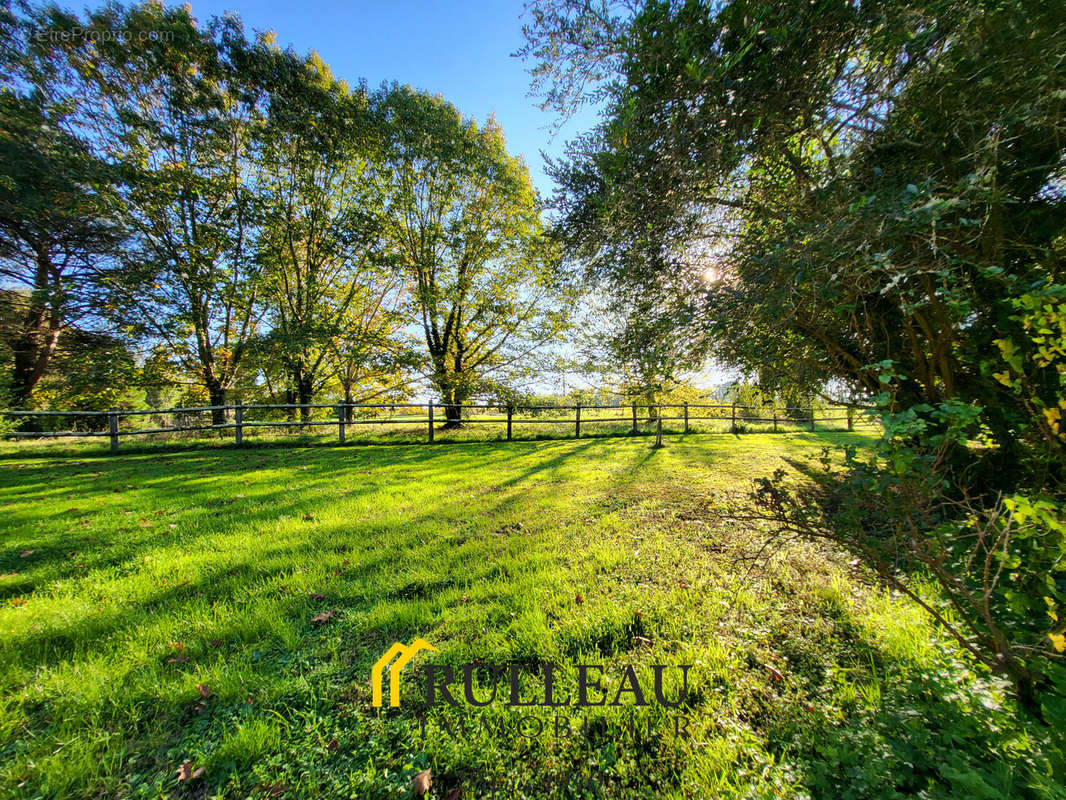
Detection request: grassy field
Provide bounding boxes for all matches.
[0,432,1061,799]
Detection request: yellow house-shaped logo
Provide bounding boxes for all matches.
[371,638,439,707]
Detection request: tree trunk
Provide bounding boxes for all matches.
[1012,668,1045,721]
[10,328,60,406]
[643,391,659,421]
[10,246,63,406]
[298,375,314,426]
[284,384,297,421]
[442,401,463,428]
[205,379,227,426]
[434,372,466,429]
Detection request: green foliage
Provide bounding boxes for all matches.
[575,291,711,409]
[251,52,411,418]
[2,3,566,416]
[375,85,571,422]
[533,0,1066,437]
[33,329,144,414]
[790,655,1064,799]
[751,397,1066,711]
[0,82,123,404]
[991,285,1066,466]
[31,3,269,417]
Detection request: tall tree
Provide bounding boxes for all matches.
[40,3,267,423]
[254,54,408,422]
[376,85,566,425]
[0,66,122,404]
[326,283,416,417]
[526,0,1066,452]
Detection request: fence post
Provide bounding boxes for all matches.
[631,402,637,435]
[337,404,346,445]
[108,413,119,454]
[731,403,736,432]
[772,407,777,433]
[575,404,581,438]
[428,401,434,443]
[810,408,816,431]
[235,401,243,446]
[684,403,689,434]
[507,405,513,441]
[847,406,854,431]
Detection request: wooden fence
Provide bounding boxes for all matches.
[1,401,866,454]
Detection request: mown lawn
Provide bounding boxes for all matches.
[0,432,1060,799]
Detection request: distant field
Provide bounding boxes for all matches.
[0,431,1058,799]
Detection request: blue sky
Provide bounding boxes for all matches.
[174,0,600,199]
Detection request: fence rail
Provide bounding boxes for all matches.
[2,401,872,454]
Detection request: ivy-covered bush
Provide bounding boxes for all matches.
[749,286,1066,718]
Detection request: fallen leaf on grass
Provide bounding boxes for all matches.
[325,739,338,752]
[19,550,34,558]
[197,684,211,699]
[763,664,784,682]
[308,592,326,600]
[444,789,461,800]
[575,593,584,604]
[176,762,205,782]
[257,782,290,797]
[167,655,189,663]
[311,610,338,624]
[632,636,653,647]
[412,769,432,796]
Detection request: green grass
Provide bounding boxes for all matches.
[0,431,1060,799]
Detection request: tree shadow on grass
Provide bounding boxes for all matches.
[0,437,626,677]
[7,435,946,800]
[0,440,568,577]
[0,433,633,796]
